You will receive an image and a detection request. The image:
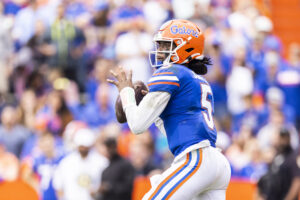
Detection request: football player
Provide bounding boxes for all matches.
[108,19,231,200]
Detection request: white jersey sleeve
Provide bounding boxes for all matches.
[120,87,170,134]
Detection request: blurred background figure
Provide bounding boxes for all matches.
[0,105,31,158]
[85,58,118,104]
[53,128,108,200]
[264,87,295,126]
[17,89,39,130]
[81,84,116,128]
[97,137,135,200]
[226,45,254,126]
[257,109,299,151]
[68,83,116,129]
[32,133,64,200]
[0,2,14,95]
[36,90,73,136]
[115,18,152,83]
[128,131,161,177]
[226,124,267,181]
[0,140,19,182]
[46,3,87,91]
[12,0,55,46]
[257,128,300,200]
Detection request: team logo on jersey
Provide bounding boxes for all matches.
[170,25,199,38]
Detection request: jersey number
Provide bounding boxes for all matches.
[200,83,215,129]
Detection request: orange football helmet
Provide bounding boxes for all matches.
[149,19,205,67]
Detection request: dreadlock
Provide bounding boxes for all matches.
[184,56,212,75]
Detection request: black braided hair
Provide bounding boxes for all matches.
[184,56,212,75]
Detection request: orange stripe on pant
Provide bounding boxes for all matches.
[165,149,203,200]
[148,153,191,200]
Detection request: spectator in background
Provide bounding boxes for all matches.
[70,84,116,129]
[210,0,232,22]
[27,19,55,68]
[263,51,281,89]
[0,2,14,94]
[62,120,88,153]
[85,58,118,104]
[97,137,135,200]
[17,89,39,130]
[226,1,256,38]
[48,3,76,69]
[0,140,19,181]
[172,0,202,20]
[215,119,231,152]
[109,0,144,31]
[254,15,282,54]
[64,0,90,22]
[128,131,161,177]
[226,124,254,177]
[219,19,248,57]
[288,43,300,68]
[36,90,73,135]
[257,128,300,200]
[248,33,266,93]
[46,3,86,90]
[143,0,171,31]
[257,109,299,151]
[26,70,49,98]
[263,87,296,126]
[0,105,31,158]
[189,0,215,29]
[32,133,64,200]
[226,45,254,132]
[53,128,108,200]
[92,0,110,28]
[20,116,65,161]
[81,26,103,72]
[239,138,267,181]
[277,43,300,131]
[3,0,22,15]
[205,40,232,131]
[115,18,152,83]
[12,0,55,46]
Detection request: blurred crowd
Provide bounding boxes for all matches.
[0,0,300,199]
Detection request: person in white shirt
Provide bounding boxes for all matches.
[53,128,108,200]
[115,18,153,83]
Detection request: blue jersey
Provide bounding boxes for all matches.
[148,64,217,156]
[33,154,64,200]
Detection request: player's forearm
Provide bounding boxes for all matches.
[120,87,170,134]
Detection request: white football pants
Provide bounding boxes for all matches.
[143,146,231,200]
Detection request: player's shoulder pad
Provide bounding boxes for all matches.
[147,64,183,92]
[149,65,182,83]
[153,64,190,78]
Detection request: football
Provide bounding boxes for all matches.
[115,81,148,123]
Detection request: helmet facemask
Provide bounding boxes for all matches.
[149,37,185,68]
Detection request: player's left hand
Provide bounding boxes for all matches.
[107,66,133,91]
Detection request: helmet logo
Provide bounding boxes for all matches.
[170,25,198,38]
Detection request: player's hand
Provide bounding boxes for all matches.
[141,89,148,96]
[107,66,133,92]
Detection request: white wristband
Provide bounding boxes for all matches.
[120,87,136,110]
